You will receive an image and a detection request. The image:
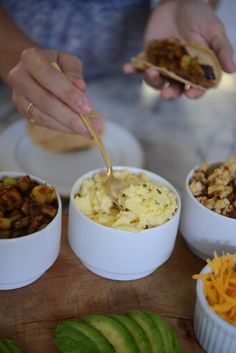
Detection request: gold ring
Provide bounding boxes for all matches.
[26,102,35,119]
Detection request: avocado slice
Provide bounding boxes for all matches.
[112,314,152,353]
[54,325,100,353]
[126,311,165,353]
[145,311,174,353]
[84,315,139,353]
[0,339,21,353]
[61,320,114,353]
[0,341,11,353]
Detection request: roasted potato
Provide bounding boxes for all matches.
[0,175,58,238]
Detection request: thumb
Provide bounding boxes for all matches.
[58,52,86,92]
[209,32,236,73]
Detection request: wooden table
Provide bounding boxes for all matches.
[0,213,206,353]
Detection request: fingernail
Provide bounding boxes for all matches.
[90,118,104,134]
[81,102,92,114]
[72,78,86,91]
[77,98,92,114]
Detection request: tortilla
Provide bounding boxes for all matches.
[131,38,222,89]
[27,111,105,153]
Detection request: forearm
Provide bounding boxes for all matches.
[0,6,36,82]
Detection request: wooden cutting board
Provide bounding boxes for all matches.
[0,213,205,353]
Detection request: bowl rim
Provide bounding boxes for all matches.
[185,163,236,223]
[0,171,62,242]
[196,263,236,334]
[70,166,181,234]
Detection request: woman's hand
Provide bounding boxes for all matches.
[124,0,236,100]
[7,48,103,137]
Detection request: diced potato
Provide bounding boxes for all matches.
[0,217,12,230]
[13,217,29,231]
[27,218,40,234]
[0,175,58,238]
[21,201,30,215]
[41,204,57,218]
[30,185,48,204]
[9,212,23,223]
[3,176,17,187]
[46,188,57,204]
[0,187,24,211]
[29,203,42,217]
[17,175,31,192]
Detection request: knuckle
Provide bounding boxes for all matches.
[7,65,22,86]
[21,47,35,63]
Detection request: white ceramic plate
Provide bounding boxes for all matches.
[0,119,144,197]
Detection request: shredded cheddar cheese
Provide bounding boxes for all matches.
[193,252,236,326]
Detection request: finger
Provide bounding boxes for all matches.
[210,32,236,73]
[123,62,137,74]
[14,93,76,134]
[21,48,92,114]
[184,87,205,99]
[144,68,166,89]
[11,72,98,138]
[58,52,86,92]
[160,82,184,100]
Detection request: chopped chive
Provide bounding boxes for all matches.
[156,188,162,194]
[143,183,147,187]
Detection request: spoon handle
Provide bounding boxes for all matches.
[51,62,113,176]
[79,113,113,176]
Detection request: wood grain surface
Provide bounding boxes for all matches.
[0,213,206,353]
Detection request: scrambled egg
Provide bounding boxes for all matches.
[75,170,178,232]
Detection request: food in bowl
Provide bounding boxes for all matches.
[189,154,236,218]
[193,252,236,353]
[180,157,236,261]
[0,172,62,290]
[69,167,181,280]
[131,37,222,89]
[0,174,58,238]
[193,251,236,326]
[74,169,178,232]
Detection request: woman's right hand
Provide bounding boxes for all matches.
[7,47,103,138]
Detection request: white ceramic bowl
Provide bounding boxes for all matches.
[0,172,62,290]
[180,165,236,260]
[68,167,181,281]
[194,264,236,353]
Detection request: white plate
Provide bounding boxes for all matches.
[0,119,144,197]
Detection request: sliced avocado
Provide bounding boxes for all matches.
[126,311,164,353]
[61,320,114,353]
[0,339,22,353]
[0,340,11,353]
[112,314,152,353]
[54,325,100,353]
[84,315,139,353]
[145,311,173,353]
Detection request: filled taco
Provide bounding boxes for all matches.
[131,38,222,89]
